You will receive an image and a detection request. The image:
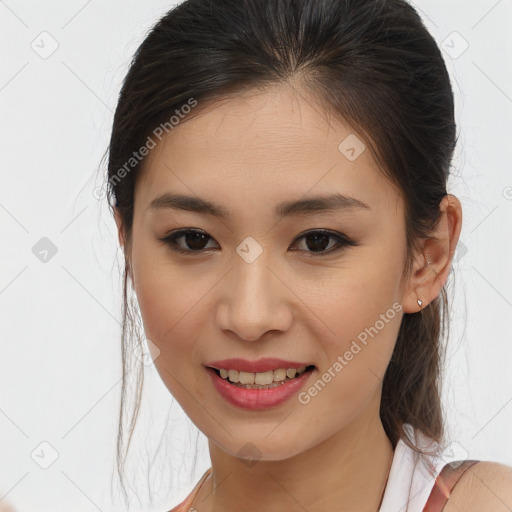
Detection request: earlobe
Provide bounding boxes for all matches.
[402,194,463,313]
[402,251,440,314]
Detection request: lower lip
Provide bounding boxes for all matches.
[206,366,315,410]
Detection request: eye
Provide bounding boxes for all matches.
[290,229,358,255]
[158,229,218,253]
[158,229,358,256]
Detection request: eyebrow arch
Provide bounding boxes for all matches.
[148,192,370,218]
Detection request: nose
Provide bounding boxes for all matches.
[215,254,293,342]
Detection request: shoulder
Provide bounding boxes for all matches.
[444,461,512,512]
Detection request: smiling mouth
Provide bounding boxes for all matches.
[210,364,316,389]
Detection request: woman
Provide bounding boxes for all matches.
[107,0,512,510]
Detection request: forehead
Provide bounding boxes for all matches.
[135,83,403,217]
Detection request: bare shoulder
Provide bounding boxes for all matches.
[444,461,512,512]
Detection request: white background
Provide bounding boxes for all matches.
[0,1,511,511]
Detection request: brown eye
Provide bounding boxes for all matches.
[158,228,358,256]
[159,229,218,253]
[298,232,332,252]
[290,230,358,256]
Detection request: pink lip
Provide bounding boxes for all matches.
[206,366,315,410]
[205,357,314,373]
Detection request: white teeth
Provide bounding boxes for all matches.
[286,368,297,379]
[273,369,287,382]
[217,366,310,384]
[227,369,239,383]
[239,371,255,385]
[254,371,274,385]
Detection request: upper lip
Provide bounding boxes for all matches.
[205,358,315,373]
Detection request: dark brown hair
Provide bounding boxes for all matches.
[106,0,456,496]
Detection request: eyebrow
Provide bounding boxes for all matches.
[148,192,370,218]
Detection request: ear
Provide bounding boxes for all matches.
[402,194,463,313]
[114,205,134,281]
[113,205,126,249]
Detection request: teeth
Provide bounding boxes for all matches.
[286,368,297,379]
[254,371,274,385]
[217,366,309,384]
[273,368,287,382]
[227,369,239,383]
[239,371,255,385]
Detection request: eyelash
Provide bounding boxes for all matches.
[157,228,359,257]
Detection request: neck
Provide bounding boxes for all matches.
[195,393,395,512]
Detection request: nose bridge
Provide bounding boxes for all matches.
[217,243,291,341]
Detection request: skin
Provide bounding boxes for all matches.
[114,82,466,511]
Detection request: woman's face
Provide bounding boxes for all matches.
[126,83,417,460]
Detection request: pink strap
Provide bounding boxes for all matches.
[168,468,212,512]
[423,460,480,511]
[170,461,479,512]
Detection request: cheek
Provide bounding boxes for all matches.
[298,269,402,429]
[131,243,202,358]
[132,257,216,412]
[307,253,404,382]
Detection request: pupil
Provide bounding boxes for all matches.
[186,232,208,250]
[306,233,329,252]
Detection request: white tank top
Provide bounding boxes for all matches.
[169,423,464,512]
[380,423,459,512]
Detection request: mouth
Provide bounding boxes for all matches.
[205,363,316,410]
[207,364,316,389]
